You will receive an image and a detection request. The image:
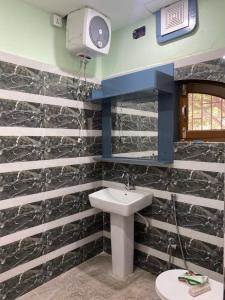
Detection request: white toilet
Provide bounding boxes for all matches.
[155,269,223,300]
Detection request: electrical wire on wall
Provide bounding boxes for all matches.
[74,55,91,100]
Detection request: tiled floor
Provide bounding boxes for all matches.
[18,253,161,300]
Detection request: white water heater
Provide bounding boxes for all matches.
[66,8,111,58]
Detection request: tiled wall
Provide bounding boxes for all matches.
[103,58,225,282]
[0,57,103,300]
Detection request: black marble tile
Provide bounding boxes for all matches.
[0,265,46,300]
[0,201,45,237]
[134,250,169,275]
[83,237,103,261]
[0,136,101,163]
[43,71,97,100]
[134,223,223,274]
[44,247,83,282]
[44,136,102,160]
[0,62,44,94]
[103,212,110,232]
[44,188,100,223]
[174,142,225,163]
[0,136,44,163]
[43,105,101,130]
[152,199,222,237]
[82,213,103,238]
[0,163,102,201]
[0,98,101,130]
[45,163,102,191]
[175,59,225,83]
[44,220,83,254]
[0,169,46,200]
[0,99,44,127]
[169,168,224,200]
[43,72,77,99]
[0,61,99,100]
[103,237,111,255]
[140,197,223,237]
[0,233,45,273]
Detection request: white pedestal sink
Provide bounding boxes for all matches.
[89,187,152,280]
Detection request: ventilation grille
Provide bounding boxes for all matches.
[161,0,189,36]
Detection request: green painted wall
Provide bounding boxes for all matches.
[102,0,225,78]
[0,0,98,78]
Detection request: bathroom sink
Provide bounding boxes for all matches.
[89,187,152,279]
[89,187,152,216]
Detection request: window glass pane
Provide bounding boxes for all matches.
[222,118,225,129]
[212,102,222,129]
[202,104,211,130]
[222,99,225,117]
[187,92,225,132]
[192,118,201,130]
[192,93,201,118]
[202,94,211,104]
[212,96,221,103]
[188,94,193,130]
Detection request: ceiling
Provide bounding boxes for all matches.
[23,0,176,31]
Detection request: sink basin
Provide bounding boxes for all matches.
[89,187,152,216]
[89,187,152,280]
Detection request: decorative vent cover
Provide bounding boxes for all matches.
[161,0,189,36]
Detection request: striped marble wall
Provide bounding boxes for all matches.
[0,55,103,300]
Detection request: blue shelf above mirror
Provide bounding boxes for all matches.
[88,63,176,166]
[90,64,174,103]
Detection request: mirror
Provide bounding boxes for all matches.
[111,94,158,161]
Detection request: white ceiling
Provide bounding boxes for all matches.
[23,0,176,31]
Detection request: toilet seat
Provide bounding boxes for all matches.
[155,269,223,300]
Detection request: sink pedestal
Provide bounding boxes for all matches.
[110,213,134,280]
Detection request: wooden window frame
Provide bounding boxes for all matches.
[179,80,225,142]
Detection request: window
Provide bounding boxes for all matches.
[179,81,225,141]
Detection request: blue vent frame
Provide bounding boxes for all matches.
[89,64,177,166]
[156,0,198,44]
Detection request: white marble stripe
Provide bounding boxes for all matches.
[0,181,102,210]
[0,231,103,283]
[171,160,225,173]
[112,151,158,158]
[112,131,158,137]
[103,231,223,282]
[111,106,158,118]
[135,243,223,282]
[102,181,224,210]
[0,89,101,110]
[0,127,101,137]
[0,156,100,173]
[0,208,100,247]
[0,50,100,84]
[174,47,225,69]
[135,216,223,247]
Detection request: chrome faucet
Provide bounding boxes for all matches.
[121,171,136,190]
